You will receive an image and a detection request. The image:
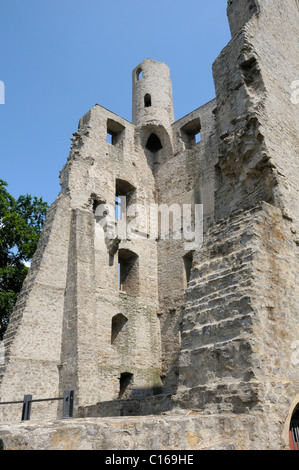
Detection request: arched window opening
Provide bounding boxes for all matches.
[136,68,143,81]
[146,133,163,153]
[116,179,136,201]
[111,313,128,345]
[144,94,152,107]
[119,372,134,399]
[290,407,299,450]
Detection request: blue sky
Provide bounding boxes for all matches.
[0,0,231,205]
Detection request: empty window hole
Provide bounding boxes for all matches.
[107,130,115,145]
[115,179,136,221]
[115,195,122,220]
[118,249,139,295]
[181,118,202,148]
[183,251,194,288]
[111,313,128,345]
[136,68,143,81]
[195,131,201,143]
[119,372,134,399]
[146,133,163,153]
[107,119,125,146]
[144,94,152,107]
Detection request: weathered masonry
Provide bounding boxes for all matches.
[0,0,299,450]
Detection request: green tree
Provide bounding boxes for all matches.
[0,180,48,339]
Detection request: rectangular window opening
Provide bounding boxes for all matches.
[115,179,137,229]
[107,130,116,145]
[181,118,202,149]
[107,119,125,147]
[119,372,134,399]
[118,249,139,296]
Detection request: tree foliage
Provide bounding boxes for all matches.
[0,180,49,339]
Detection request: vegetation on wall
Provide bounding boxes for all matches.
[0,180,48,339]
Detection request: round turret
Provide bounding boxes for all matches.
[132,59,174,128]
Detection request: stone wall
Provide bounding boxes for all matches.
[156,99,218,394]
[0,413,286,450]
[0,195,72,422]
[175,203,299,447]
[0,0,298,450]
[174,0,299,448]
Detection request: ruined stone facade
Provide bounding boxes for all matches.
[0,0,299,450]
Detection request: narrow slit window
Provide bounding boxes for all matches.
[115,195,122,220]
[144,94,152,107]
[107,130,115,145]
[183,251,194,288]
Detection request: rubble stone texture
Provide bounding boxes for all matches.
[0,0,299,450]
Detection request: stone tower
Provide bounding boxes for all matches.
[0,56,200,421]
[132,59,174,127]
[0,0,299,451]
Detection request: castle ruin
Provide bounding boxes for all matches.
[0,0,299,450]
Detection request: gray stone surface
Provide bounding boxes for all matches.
[0,413,281,450]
